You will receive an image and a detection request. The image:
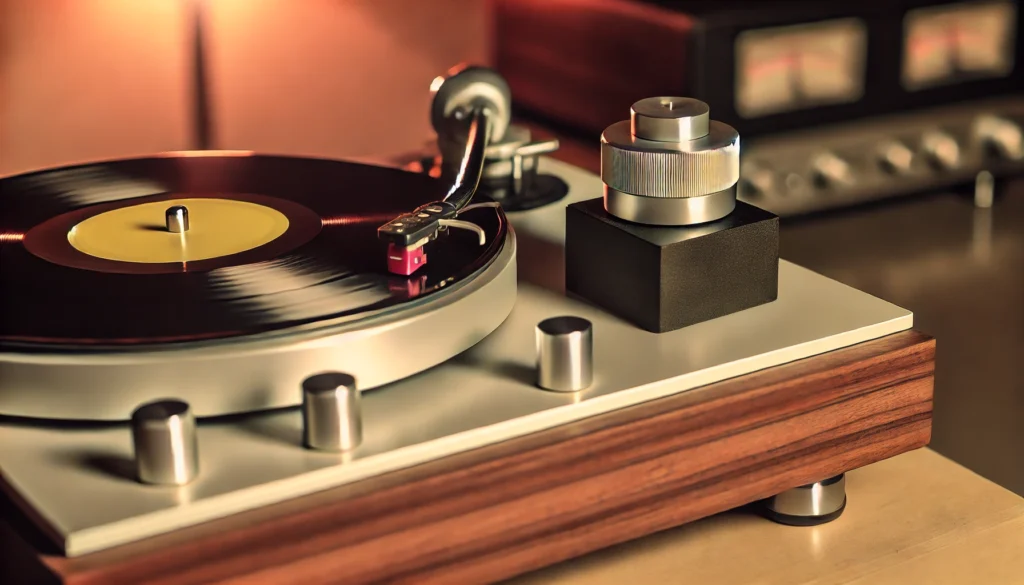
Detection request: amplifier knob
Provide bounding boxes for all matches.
[877,140,915,175]
[740,163,775,198]
[976,115,1023,161]
[536,316,593,392]
[811,152,852,188]
[922,131,961,170]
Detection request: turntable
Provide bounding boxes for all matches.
[0,66,934,584]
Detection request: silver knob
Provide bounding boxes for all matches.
[975,115,1023,161]
[922,131,961,170]
[165,205,189,233]
[536,316,593,392]
[877,140,915,175]
[601,97,740,226]
[739,162,775,199]
[302,372,362,452]
[811,152,853,188]
[131,399,199,486]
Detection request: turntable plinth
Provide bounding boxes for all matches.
[1,330,934,584]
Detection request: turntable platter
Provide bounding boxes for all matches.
[0,153,517,420]
[0,153,508,347]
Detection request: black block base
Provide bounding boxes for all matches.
[565,198,779,333]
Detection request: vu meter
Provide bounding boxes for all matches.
[734,18,867,119]
[495,0,1024,139]
[902,0,1017,91]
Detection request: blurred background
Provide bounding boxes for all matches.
[1,0,1022,496]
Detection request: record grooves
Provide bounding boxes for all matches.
[0,154,508,348]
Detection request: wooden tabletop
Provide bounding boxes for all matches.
[512,447,1024,584]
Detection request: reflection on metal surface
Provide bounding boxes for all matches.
[975,170,996,208]
[765,475,846,520]
[301,372,362,452]
[536,316,594,393]
[131,400,200,487]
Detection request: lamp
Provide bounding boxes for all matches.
[189,0,211,150]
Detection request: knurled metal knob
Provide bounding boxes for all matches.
[601,97,740,226]
[975,115,1023,161]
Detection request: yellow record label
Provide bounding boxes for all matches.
[68,198,290,264]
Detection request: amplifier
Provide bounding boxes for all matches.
[493,0,1024,215]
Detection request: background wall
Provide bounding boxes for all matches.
[0,0,489,177]
[0,0,192,176]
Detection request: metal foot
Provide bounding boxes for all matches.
[763,474,846,526]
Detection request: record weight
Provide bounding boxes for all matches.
[0,153,508,348]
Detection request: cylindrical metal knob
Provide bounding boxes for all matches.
[631,97,710,142]
[922,131,961,170]
[763,474,847,526]
[166,205,189,233]
[811,151,853,188]
[302,372,362,452]
[131,399,199,486]
[877,140,915,175]
[975,115,1023,161]
[601,97,740,226]
[536,316,593,392]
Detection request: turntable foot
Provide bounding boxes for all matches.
[131,399,200,486]
[762,474,847,526]
[302,372,363,452]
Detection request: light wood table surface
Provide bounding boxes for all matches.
[512,448,1024,584]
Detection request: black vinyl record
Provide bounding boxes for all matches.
[0,154,507,348]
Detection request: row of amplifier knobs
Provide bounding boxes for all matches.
[742,116,1024,196]
[131,316,595,486]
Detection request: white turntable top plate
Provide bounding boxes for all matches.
[0,158,912,556]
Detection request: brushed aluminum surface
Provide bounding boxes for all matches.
[131,400,199,486]
[603,185,736,225]
[631,97,710,142]
[0,158,913,557]
[302,372,362,452]
[601,120,740,199]
[536,316,593,392]
[0,233,517,421]
[764,474,847,518]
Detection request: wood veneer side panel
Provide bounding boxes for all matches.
[49,332,934,585]
[230,375,934,585]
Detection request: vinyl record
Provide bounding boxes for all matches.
[0,153,507,348]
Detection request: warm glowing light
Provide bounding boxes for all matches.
[156,150,254,158]
[429,76,445,93]
[321,213,397,227]
[0,233,25,243]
